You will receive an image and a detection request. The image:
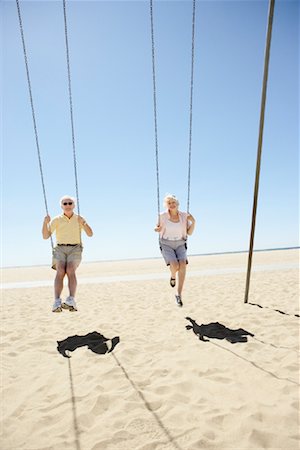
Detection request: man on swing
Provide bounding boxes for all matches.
[42,195,93,312]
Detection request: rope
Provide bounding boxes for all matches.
[150,0,160,222]
[62,0,80,218]
[16,0,54,249]
[187,0,196,213]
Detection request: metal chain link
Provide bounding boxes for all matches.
[62,0,80,217]
[62,0,82,245]
[150,0,160,222]
[187,0,196,214]
[150,0,196,217]
[16,0,54,249]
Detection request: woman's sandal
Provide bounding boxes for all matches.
[170,277,176,288]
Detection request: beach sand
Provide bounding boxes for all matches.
[1,249,299,450]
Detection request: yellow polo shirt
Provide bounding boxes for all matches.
[50,213,85,245]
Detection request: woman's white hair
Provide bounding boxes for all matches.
[163,193,179,209]
[60,195,76,206]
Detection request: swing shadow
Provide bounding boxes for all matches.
[252,336,300,353]
[68,358,81,450]
[60,332,120,450]
[210,340,299,386]
[185,317,254,343]
[57,331,120,358]
[111,353,184,450]
[185,317,299,386]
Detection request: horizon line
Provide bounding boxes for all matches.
[1,246,299,270]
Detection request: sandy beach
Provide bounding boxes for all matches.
[1,249,299,450]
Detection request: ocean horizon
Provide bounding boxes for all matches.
[1,246,299,270]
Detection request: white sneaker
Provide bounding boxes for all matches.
[62,296,78,311]
[175,294,183,307]
[52,298,62,312]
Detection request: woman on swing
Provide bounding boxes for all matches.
[155,194,196,307]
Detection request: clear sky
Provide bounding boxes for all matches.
[1,0,299,267]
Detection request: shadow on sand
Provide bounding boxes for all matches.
[57,331,120,358]
[248,302,300,318]
[185,317,254,343]
[58,331,120,450]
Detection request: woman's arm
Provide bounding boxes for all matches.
[187,214,196,236]
[154,213,164,232]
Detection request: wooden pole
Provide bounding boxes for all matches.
[244,0,275,303]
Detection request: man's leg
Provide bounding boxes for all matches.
[66,260,80,298]
[54,261,66,299]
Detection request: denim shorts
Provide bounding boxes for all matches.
[160,238,188,266]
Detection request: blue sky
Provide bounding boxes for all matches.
[1,0,299,267]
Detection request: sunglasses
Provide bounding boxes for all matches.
[62,202,73,206]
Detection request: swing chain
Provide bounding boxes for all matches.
[63,0,80,217]
[150,0,196,217]
[150,0,160,221]
[16,0,54,249]
[187,0,196,214]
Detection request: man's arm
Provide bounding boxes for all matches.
[42,215,51,239]
[78,216,93,237]
[82,222,93,237]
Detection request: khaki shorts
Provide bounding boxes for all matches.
[52,244,83,270]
